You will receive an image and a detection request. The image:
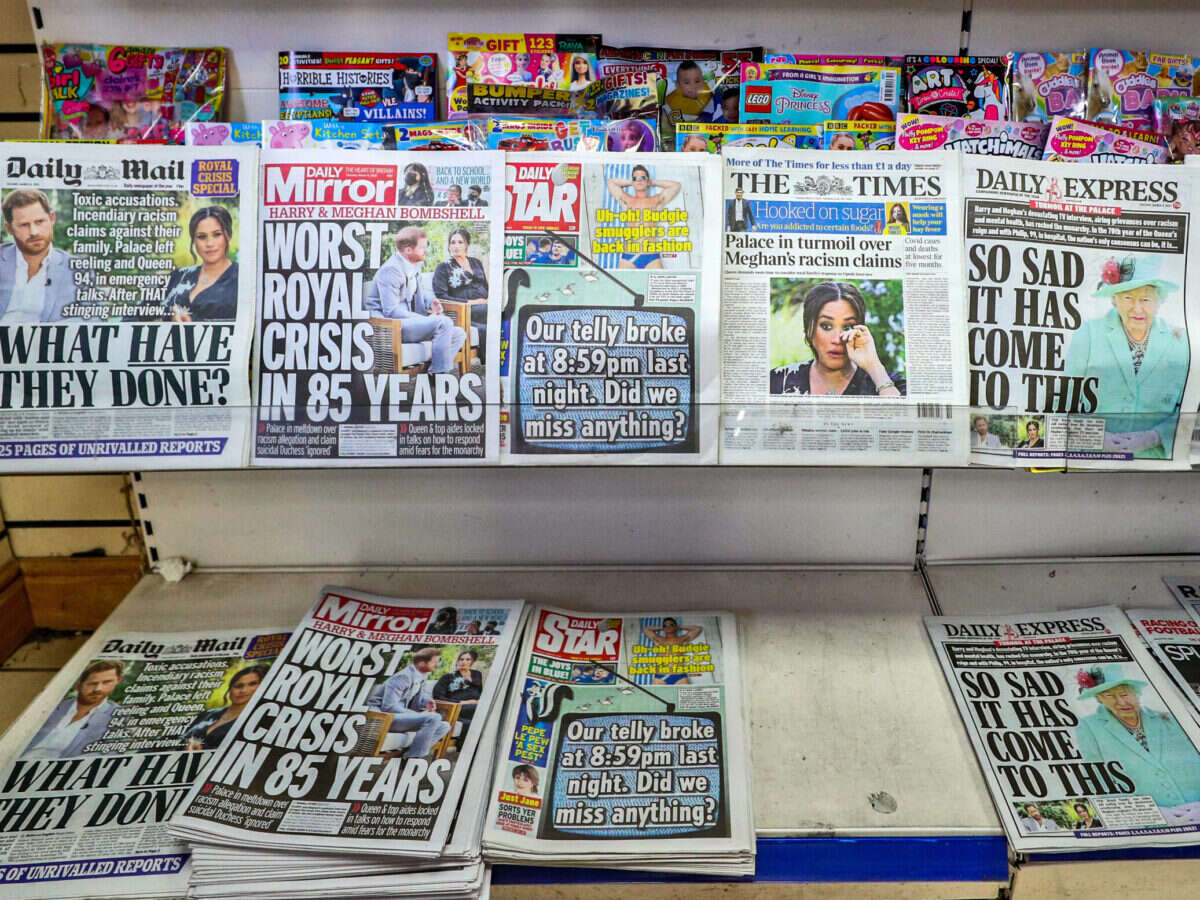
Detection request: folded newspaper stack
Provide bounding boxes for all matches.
[482,607,755,875]
[0,627,291,900]
[169,588,527,898]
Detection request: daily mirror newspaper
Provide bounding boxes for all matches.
[964,157,1200,468]
[719,148,968,464]
[170,589,524,857]
[499,152,721,464]
[1127,607,1200,723]
[252,150,503,465]
[926,605,1200,852]
[0,628,289,899]
[482,607,754,872]
[0,143,258,470]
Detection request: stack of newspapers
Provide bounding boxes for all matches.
[481,606,756,875]
[169,587,527,898]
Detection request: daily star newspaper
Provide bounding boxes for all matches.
[926,605,1200,851]
[0,143,258,470]
[482,607,754,872]
[499,152,721,464]
[170,588,524,856]
[0,628,289,899]
[964,157,1200,468]
[252,150,502,465]
[719,148,968,464]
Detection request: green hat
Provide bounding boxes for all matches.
[1076,664,1147,700]
[1094,255,1179,298]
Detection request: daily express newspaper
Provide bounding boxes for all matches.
[0,628,288,899]
[964,157,1200,468]
[170,589,524,856]
[926,606,1200,851]
[0,143,258,470]
[499,152,721,463]
[252,150,503,465]
[1127,608,1200,724]
[719,147,969,464]
[483,608,752,865]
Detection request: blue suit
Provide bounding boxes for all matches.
[0,244,79,322]
[21,698,117,758]
[1074,707,1200,807]
[1063,308,1188,458]
[364,254,465,373]
[367,664,450,758]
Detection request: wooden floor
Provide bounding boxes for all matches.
[0,630,90,736]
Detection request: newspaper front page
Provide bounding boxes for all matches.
[171,589,524,856]
[1127,607,1200,723]
[0,143,258,470]
[964,157,1200,468]
[499,152,721,464]
[719,147,968,464]
[252,150,503,465]
[0,628,289,899]
[926,605,1200,852]
[482,607,753,871]
[1165,576,1200,630]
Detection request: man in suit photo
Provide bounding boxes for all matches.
[0,189,79,323]
[21,660,123,759]
[725,187,755,232]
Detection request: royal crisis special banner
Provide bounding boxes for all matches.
[964,157,1200,468]
[252,150,503,466]
[0,143,258,471]
[499,152,721,464]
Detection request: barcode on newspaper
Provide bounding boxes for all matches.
[917,403,952,419]
[880,71,898,105]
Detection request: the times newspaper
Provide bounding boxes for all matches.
[170,589,524,856]
[926,606,1200,851]
[1127,608,1200,725]
[499,152,721,463]
[1165,577,1200,633]
[252,150,503,465]
[0,143,258,470]
[482,607,753,872]
[719,147,968,464]
[0,628,289,899]
[964,157,1200,468]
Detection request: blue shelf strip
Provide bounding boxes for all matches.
[492,835,1010,884]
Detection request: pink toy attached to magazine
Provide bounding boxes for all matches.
[1043,115,1169,164]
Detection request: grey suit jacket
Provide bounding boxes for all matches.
[0,243,79,322]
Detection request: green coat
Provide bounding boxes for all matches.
[1064,308,1189,458]
[1074,707,1200,807]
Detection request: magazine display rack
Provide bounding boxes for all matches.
[14,0,1200,896]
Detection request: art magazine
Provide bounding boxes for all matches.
[719,147,969,464]
[0,628,289,899]
[926,606,1200,852]
[251,150,503,465]
[0,143,258,470]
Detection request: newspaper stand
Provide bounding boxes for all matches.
[7,0,1200,897]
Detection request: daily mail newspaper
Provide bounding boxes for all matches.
[1127,608,1200,723]
[926,606,1200,852]
[964,157,1200,468]
[252,150,503,465]
[719,148,968,464]
[170,589,524,857]
[499,152,721,463]
[0,628,289,899]
[483,607,753,872]
[0,143,258,470]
